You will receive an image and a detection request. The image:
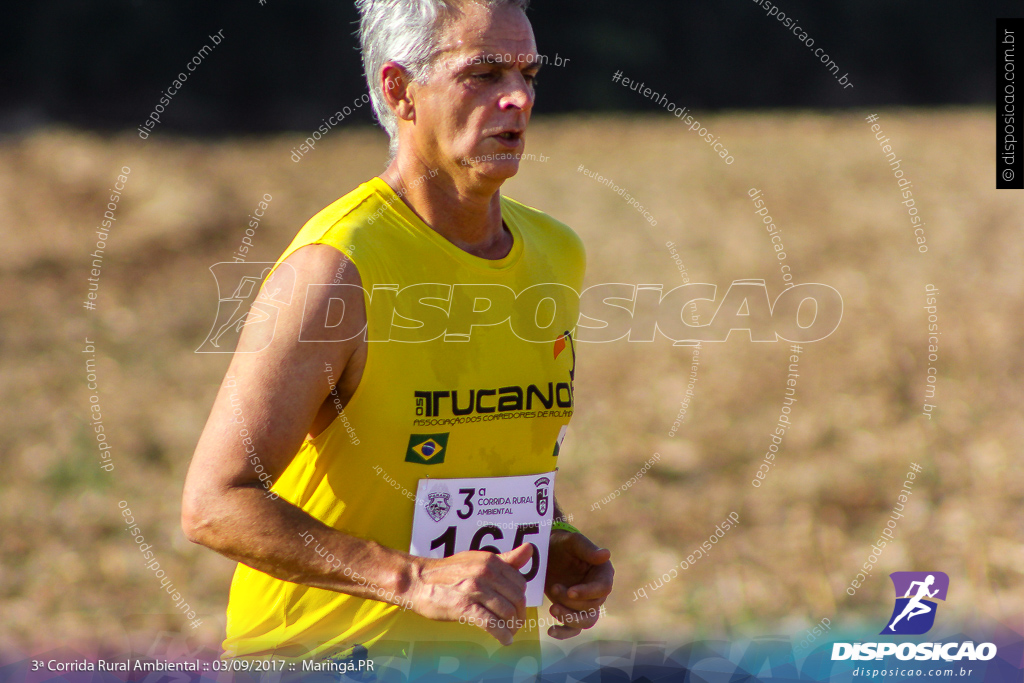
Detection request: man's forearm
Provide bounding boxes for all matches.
[185,484,417,607]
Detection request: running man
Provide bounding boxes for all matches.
[182,0,613,667]
[889,574,939,630]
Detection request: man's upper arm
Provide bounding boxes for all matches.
[183,244,365,512]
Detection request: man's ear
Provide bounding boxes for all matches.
[382,62,416,122]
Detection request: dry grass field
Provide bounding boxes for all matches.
[1,109,1021,656]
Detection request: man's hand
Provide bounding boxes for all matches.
[404,544,534,646]
[543,531,613,639]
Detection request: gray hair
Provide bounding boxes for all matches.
[355,0,531,154]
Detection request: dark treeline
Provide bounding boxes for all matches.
[0,0,1011,134]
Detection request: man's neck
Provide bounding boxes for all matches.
[379,156,513,261]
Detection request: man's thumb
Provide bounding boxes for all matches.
[566,532,611,563]
[499,543,534,570]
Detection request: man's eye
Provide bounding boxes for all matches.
[472,71,498,81]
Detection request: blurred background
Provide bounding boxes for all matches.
[1,0,1022,663]
[0,0,1008,133]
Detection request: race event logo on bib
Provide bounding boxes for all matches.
[535,476,549,515]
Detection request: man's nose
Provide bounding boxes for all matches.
[500,72,534,112]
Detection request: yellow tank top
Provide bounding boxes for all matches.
[223,177,586,661]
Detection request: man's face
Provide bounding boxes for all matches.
[407,2,540,183]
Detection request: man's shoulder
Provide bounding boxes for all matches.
[302,180,382,238]
[501,195,586,261]
[272,180,384,271]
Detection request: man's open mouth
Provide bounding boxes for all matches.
[494,130,523,142]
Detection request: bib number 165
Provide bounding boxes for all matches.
[429,521,542,580]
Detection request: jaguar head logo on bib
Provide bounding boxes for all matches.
[426,492,451,522]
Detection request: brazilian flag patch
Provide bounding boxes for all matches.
[405,433,449,465]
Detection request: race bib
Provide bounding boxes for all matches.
[410,471,556,607]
